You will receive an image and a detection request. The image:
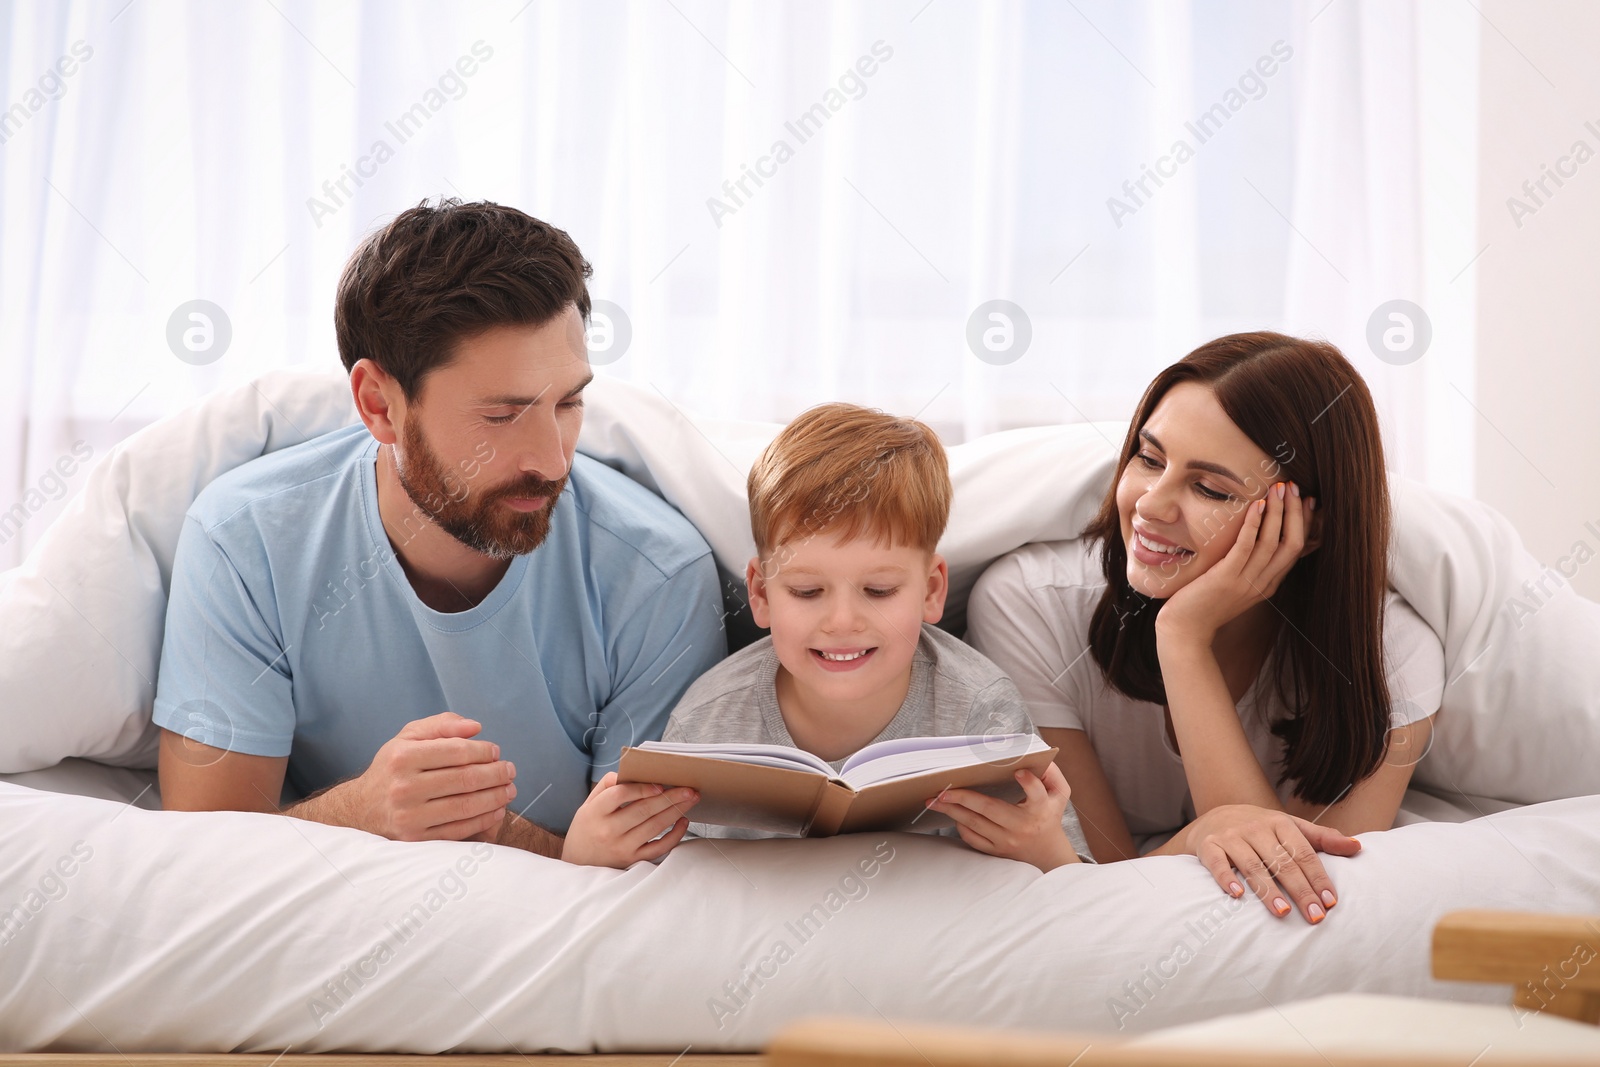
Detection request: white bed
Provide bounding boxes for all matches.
[1,370,1598,1054]
[1,771,1598,1054]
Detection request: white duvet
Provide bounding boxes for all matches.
[2,370,1599,1054]
[3,370,1598,805]
[2,779,1597,1053]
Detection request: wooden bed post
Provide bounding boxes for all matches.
[1432,909,1600,1025]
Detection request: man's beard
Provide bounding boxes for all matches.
[393,419,568,559]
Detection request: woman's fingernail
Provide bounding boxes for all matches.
[1228,881,1244,897]
[1272,897,1290,916]
[1321,890,1336,908]
[1309,497,1317,511]
[1290,482,1300,497]
[1275,482,1286,500]
[1307,902,1325,922]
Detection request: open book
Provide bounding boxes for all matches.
[617,733,1058,837]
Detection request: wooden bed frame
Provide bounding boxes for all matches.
[2,910,1593,1066]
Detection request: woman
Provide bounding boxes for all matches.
[951,332,1443,923]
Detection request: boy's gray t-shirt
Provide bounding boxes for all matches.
[662,622,1092,859]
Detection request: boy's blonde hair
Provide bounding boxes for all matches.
[747,403,951,558]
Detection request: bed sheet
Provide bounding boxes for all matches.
[2,779,1595,1054]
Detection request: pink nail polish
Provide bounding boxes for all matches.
[1321,890,1336,908]
[1290,482,1300,497]
[1272,897,1289,915]
[1228,881,1243,897]
[1307,902,1325,922]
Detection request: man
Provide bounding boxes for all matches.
[154,200,720,865]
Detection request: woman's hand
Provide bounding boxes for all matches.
[926,762,1082,872]
[1155,481,1314,645]
[560,772,699,868]
[1183,803,1359,923]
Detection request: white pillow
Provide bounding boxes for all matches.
[0,371,358,771]
[0,371,1117,772]
[1387,475,1600,805]
[3,783,1599,1052]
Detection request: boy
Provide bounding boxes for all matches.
[563,403,1090,870]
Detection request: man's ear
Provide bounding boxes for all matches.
[350,359,403,446]
[745,556,772,630]
[923,552,949,624]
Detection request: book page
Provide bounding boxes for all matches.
[834,745,1058,834]
[633,740,837,778]
[839,733,1046,789]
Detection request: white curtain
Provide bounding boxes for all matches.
[0,0,1479,568]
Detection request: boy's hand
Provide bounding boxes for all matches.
[926,762,1082,872]
[560,772,700,869]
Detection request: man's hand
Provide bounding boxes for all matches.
[925,762,1082,871]
[160,712,519,844]
[333,711,517,841]
[560,772,699,868]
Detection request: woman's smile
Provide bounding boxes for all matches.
[1130,523,1195,565]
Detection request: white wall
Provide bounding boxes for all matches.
[1476,0,1600,599]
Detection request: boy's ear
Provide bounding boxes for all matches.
[745,556,772,630]
[922,552,949,624]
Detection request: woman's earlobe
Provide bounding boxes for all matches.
[1299,508,1324,557]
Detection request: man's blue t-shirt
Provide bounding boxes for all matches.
[152,423,727,833]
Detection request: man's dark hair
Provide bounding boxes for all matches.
[335,198,593,400]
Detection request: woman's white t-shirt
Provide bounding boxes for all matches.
[965,538,1444,845]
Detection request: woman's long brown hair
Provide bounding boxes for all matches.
[1083,332,1391,805]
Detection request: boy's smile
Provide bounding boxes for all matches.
[811,646,877,670]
